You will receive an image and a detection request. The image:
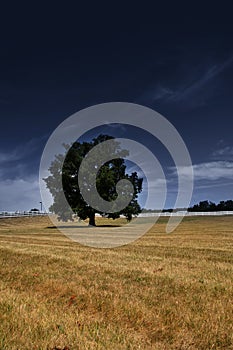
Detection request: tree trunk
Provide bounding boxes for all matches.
[89,212,96,226]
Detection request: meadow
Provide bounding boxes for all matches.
[0,215,232,349]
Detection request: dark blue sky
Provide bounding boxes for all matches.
[0,2,233,211]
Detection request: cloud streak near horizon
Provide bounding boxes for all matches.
[171,161,233,181]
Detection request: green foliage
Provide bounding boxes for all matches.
[44,135,143,225]
[188,200,233,212]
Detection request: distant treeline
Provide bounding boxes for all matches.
[142,208,187,213]
[188,200,233,212]
[143,200,233,213]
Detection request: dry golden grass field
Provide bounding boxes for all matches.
[0,215,233,350]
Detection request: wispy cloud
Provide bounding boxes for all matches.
[140,55,233,106]
[195,181,233,190]
[212,146,233,160]
[147,86,174,102]
[153,87,172,101]
[168,56,233,102]
[0,136,46,165]
[171,161,233,181]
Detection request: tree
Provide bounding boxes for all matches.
[188,200,233,212]
[44,135,143,226]
[188,200,214,212]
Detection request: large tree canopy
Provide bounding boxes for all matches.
[44,135,143,226]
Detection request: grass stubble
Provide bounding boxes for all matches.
[0,215,232,349]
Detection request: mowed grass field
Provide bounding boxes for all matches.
[0,215,233,350]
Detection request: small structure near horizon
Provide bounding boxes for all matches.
[29,208,40,213]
